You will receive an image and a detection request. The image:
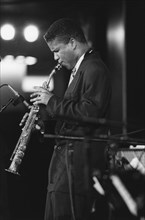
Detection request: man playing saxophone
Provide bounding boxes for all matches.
[30,18,111,220]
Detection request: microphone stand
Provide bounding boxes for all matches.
[44,134,145,145]
[0,98,14,113]
[0,84,14,113]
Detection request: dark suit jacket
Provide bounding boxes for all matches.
[47,50,111,133]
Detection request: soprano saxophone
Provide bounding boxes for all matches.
[6,63,62,175]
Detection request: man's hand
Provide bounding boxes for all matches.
[30,86,53,105]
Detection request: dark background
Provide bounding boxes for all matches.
[0,0,145,220]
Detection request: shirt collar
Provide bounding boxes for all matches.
[72,53,85,75]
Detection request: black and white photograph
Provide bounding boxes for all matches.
[0,0,145,220]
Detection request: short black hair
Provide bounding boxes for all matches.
[44,18,87,44]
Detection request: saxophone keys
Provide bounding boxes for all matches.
[19,112,29,126]
[19,145,27,151]
[16,150,25,159]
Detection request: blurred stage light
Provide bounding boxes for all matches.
[107,21,125,51]
[1,55,26,89]
[15,55,26,63]
[25,56,37,65]
[15,55,37,65]
[1,55,37,86]
[22,76,54,92]
[1,55,37,65]
[0,24,15,40]
[23,25,39,42]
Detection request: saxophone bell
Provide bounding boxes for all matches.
[5,156,23,175]
[5,144,26,175]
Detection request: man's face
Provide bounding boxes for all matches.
[47,38,76,70]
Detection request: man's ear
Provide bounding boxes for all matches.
[69,38,77,50]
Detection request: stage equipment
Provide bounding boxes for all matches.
[102,142,145,219]
[0,83,30,112]
[101,169,145,220]
[44,132,145,219]
[7,84,30,108]
[43,134,145,145]
[0,97,14,112]
[106,142,145,174]
[92,142,145,219]
[5,63,61,175]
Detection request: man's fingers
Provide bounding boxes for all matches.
[30,92,40,97]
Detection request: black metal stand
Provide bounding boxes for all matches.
[0,98,14,113]
[44,133,145,145]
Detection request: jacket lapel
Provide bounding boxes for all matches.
[65,68,82,96]
[64,49,93,96]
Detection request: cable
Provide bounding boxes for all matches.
[65,142,76,220]
[0,83,8,88]
[110,128,145,138]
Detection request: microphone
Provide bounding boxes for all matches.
[7,84,30,108]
